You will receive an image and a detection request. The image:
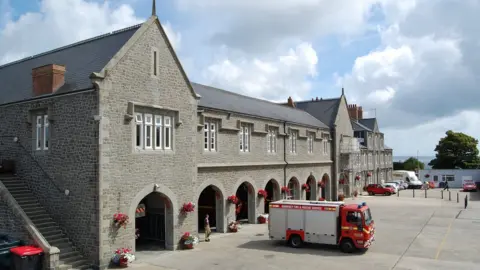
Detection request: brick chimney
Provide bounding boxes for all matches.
[32,64,66,96]
[347,104,363,120]
[287,96,296,108]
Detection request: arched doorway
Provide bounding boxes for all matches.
[339,172,349,197]
[320,174,329,199]
[288,177,300,199]
[198,185,224,233]
[134,192,174,251]
[305,175,317,200]
[264,179,281,213]
[235,182,256,223]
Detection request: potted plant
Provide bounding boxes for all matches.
[113,213,129,229]
[227,195,239,204]
[228,221,239,232]
[181,232,198,249]
[301,183,309,190]
[353,190,358,197]
[257,214,268,224]
[181,202,195,214]
[257,189,268,198]
[111,248,135,267]
[367,172,372,177]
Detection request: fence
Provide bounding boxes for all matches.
[396,188,470,209]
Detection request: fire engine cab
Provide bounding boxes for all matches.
[268,200,375,253]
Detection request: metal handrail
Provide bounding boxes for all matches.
[0,136,64,193]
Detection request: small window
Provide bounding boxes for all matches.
[144,114,153,149]
[204,121,217,152]
[155,116,162,148]
[152,50,158,76]
[267,128,277,153]
[164,116,171,149]
[135,113,143,148]
[36,116,42,150]
[307,133,314,153]
[43,115,49,150]
[210,123,216,151]
[433,175,438,182]
[239,124,250,152]
[289,130,297,153]
[442,175,455,182]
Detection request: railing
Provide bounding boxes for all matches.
[396,188,471,208]
[0,136,64,193]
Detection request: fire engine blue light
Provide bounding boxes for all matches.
[362,202,367,206]
[357,204,362,209]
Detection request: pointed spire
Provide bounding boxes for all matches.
[152,0,157,16]
[341,87,344,96]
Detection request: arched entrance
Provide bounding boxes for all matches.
[235,182,256,223]
[305,175,317,200]
[264,179,281,213]
[198,185,224,233]
[339,172,349,197]
[320,174,329,199]
[134,192,174,251]
[288,177,300,199]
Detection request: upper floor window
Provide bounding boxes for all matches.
[239,124,250,152]
[267,128,277,153]
[204,120,217,152]
[307,133,314,154]
[323,139,328,155]
[135,112,172,150]
[289,130,297,153]
[35,114,49,150]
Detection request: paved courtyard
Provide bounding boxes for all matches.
[129,190,480,270]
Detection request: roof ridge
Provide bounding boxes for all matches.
[295,97,340,104]
[0,23,143,70]
[193,82,317,115]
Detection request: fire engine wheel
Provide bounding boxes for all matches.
[340,239,355,253]
[288,235,303,248]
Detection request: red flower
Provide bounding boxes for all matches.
[113,213,129,229]
[281,186,290,194]
[339,179,346,185]
[317,181,325,188]
[355,175,361,180]
[318,197,325,201]
[227,195,239,204]
[367,172,372,177]
[181,202,195,213]
[301,183,309,190]
[257,189,268,198]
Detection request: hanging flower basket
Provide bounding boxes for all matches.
[339,179,346,185]
[181,232,198,249]
[113,213,129,229]
[228,221,239,232]
[367,172,372,177]
[281,186,290,194]
[353,190,358,197]
[111,248,135,267]
[425,174,430,178]
[181,202,195,214]
[355,175,361,181]
[318,181,325,188]
[257,189,268,198]
[227,195,239,204]
[301,183,309,190]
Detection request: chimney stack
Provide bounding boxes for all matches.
[287,96,296,108]
[315,97,319,101]
[347,104,363,120]
[32,64,66,96]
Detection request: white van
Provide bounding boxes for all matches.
[392,170,423,189]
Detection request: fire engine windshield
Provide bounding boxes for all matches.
[363,208,373,225]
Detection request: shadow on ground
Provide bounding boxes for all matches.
[467,190,480,201]
[237,240,366,257]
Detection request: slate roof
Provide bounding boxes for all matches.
[0,24,142,105]
[384,145,392,150]
[358,118,377,132]
[293,98,341,128]
[351,120,372,131]
[192,83,328,128]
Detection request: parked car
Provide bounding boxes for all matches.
[396,180,409,190]
[463,182,477,192]
[384,183,399,193]
[366,184,395,196]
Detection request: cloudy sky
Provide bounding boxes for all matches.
[1,0,478,156]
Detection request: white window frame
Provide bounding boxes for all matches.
[210,122,216,151]
[135,113,143,148]
[267,128,277,153]
[323,140,328,155]
[307,133,313,154]
[204,121,217,152]
[43,115,49,150]
[35,115,43,150]
[290,131,297,153]
[144,114,153,149]
[164,116,172,150]
[155,115,163,149]
[239,124,250,152]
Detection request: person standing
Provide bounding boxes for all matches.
[204,214,211,242]
[443,180,450,191]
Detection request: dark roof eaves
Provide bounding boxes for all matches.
[198,105,329,130]
[0,87,96,108]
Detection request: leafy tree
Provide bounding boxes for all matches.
[393,162,404,170]
[402,157,424,171]
[428,130,480,169]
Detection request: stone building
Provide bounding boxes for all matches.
[0,11,335,269]
[288,91,394,198]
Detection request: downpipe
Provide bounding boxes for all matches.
[332,125,338,201]
[283,121,288,199]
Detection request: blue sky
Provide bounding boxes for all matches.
[1,0,480,157]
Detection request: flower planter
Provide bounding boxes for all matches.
[257,216,267,224]
[184,243,194,249]
[230,227,238,233]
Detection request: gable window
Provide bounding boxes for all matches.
[152,48,158,76]
[239,124,250,152]
[135,112,173,150]
[307,133,314,154]
[204,120,217,152]
[289,130,297,153]
[267,128,277,153]
[35,114,49,150]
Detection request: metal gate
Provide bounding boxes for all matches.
[137,207,165,247]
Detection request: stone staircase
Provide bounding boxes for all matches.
[0,174,91,270]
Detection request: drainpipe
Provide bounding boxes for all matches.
[283,121,288,199]
[332,125,338,201]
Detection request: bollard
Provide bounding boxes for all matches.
[425,189,427,198]
[441,190,443,199]
[449,191,451,201]
[457,192,459,203]
[397,190,399,197]
[465,195,468,209]
[413,188,415,198]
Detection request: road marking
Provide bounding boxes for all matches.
[435,218,454,260]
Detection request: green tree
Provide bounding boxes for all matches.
[428,130,480,169]
[393,162,404,170]
[402,157,424,171]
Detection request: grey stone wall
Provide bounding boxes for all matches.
[94,20,198,267]
[0,197,33,244]
[0,91,99,263]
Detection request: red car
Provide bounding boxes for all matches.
[463,182,477,192]
[366,184,395,196]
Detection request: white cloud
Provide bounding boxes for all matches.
[162,21,182,51]
[202,42,318,102]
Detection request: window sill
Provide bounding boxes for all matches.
[203,150,218,154]
[133,148,174,155]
